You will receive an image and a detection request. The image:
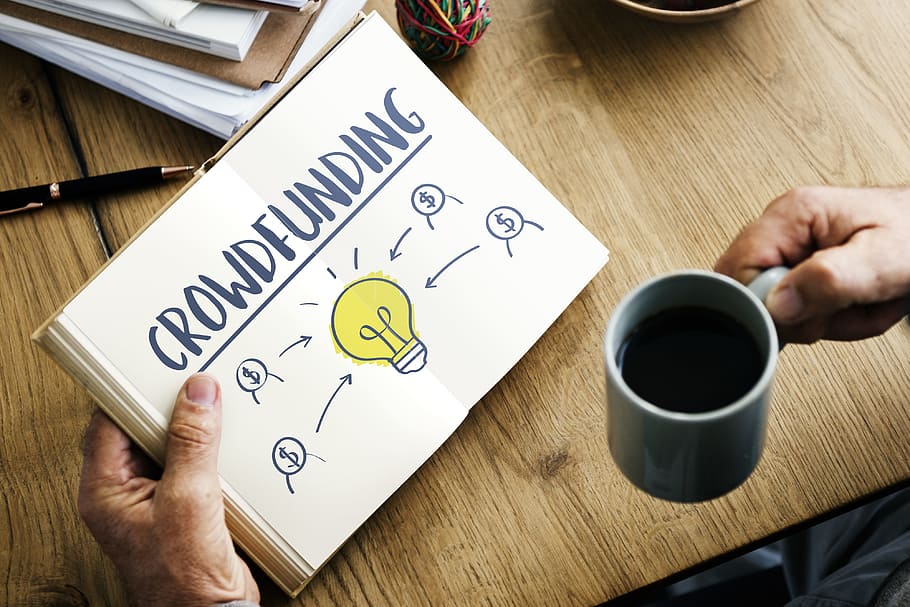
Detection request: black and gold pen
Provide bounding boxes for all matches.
[0,165,195,216]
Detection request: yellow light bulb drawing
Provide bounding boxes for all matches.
[331,273,427,374]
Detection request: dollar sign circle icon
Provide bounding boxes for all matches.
[236,358,268,393]
[411,184,445,216]
[272,436,309,495]
[486,206,525,240]
[273,437,306,475]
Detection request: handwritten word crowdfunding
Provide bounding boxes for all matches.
[148,88,428,370]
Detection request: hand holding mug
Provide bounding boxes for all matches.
[715,186,910,343]
[606,186,910,503]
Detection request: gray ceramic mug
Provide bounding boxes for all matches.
[604,267,787,503]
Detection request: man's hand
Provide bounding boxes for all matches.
[78,374,260,607]
[715,186,910,343]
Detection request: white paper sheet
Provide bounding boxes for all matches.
[128,0,198,28]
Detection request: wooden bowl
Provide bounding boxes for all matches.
[609,0,761,23]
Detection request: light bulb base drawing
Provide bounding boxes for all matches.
[392,338,427,374]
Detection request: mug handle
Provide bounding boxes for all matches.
[746,266,789,350]
[747,266,790,304]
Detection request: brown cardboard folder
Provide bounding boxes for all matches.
[0,0,321,89]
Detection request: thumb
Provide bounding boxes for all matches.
[765,245,871,325]
[162,373,222,486]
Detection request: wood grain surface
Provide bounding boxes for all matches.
[2,1,910,605]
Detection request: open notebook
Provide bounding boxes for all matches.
[34,12,609,596]
[11,0,267,60]
[0,0,364,137]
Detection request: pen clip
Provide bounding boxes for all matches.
[0,202,44,216]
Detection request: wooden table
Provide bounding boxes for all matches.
[2,0,910,605]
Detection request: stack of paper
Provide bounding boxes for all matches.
[206,0,311,9]
[0,0,366,138]
[12,0,267,60]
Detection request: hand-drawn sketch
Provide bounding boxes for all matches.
[271,436,325,495]
[389,227,412,261]
[410,183,464,230]
[331,272,427,373]
[424,245,480,289]
[485,205,544,257]
[315,374,353,433]
[279,335,312,358]
[236,357,285,405]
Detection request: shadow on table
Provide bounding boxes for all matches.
[602,544,790,606]
[602,480,910,607]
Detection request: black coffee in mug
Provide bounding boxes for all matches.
[616,306,764,414]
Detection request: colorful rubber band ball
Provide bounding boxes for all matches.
[395,0,492,62]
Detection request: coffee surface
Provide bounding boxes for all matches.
[617,306,764,413]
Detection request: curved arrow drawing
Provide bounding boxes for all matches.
[389,227,412,261]
[279,335,312,357]
[315,374,353,433]
[425,245,480,288]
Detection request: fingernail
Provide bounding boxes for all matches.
[186,374,217,406]
[767,285,804,322]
